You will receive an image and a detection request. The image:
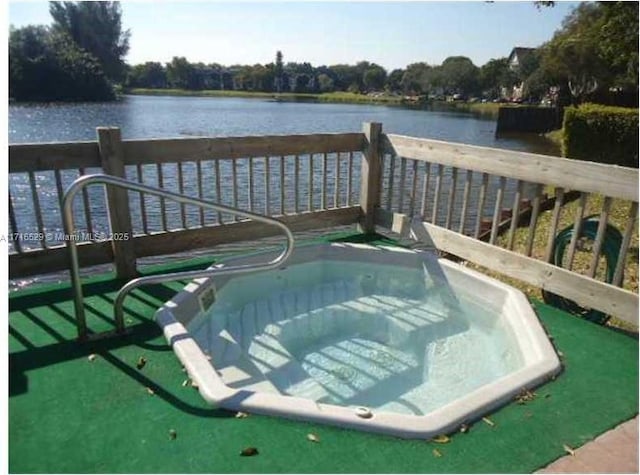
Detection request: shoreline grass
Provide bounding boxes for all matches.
[468,192,638,332]
[125,88,405,105]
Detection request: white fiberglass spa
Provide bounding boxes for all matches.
[155,242,561,438]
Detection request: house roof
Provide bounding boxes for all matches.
[508,47,536,64]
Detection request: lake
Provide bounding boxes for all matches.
[9,95,559,287]
[9,95,559,155]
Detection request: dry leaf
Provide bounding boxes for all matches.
[168,429,177,440]
[432,448,442,458]
[235,412,249,419]
[482,417,495,427]
[240,447,259,457]
[515,389,536,404]
[145,387,155,396]
[87,354,97,362]
[136,356,147,370]
[432,435,451,444]
[307,433,320,443]
[563,444,575,456]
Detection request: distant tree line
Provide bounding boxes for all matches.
[9,1,638,106]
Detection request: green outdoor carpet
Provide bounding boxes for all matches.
[8,233,639,473]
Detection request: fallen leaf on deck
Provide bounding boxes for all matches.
[563,444,575,456]
[432,448,442,458]
[482,417,495,427]
[307,433,320,443]
[240,447,259,456]
[136,357,147,370]
[515,390,536,404]
[431,435,451,444]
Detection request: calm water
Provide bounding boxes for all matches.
[9,95,559,287]
[9,95,559,155]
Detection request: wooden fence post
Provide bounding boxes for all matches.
[97,127,138,279]
[359,122,383,234]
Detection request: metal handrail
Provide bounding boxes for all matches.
[62,174,295,340]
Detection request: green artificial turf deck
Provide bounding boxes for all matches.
[8,233,639,473]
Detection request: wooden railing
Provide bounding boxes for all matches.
[376,132,638,326]
[9,127,366,278]
[8,122,639,325]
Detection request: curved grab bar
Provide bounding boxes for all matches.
[62,173,295,340]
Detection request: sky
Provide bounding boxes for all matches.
[9,1,579,70]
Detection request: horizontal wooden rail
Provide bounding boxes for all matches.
[384,134,638,202]
[9,141,101,172]
[376,209,639,326]
[121,133,364,165]
[8,207,361,279]
[9,133,364,172]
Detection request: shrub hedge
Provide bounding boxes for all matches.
[562,103,638,168]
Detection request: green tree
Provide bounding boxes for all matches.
[598,2,638,89]
[363,65,387,91]
[274,50,284,93]
[127,62,167,88]
[9,25,114,101]
[439,56,479,96]
[479,58,515,99]
[385,68,404,92]
[49,1,130,82]
[400,63,433,95]
[538,2,638,104]
[166,56,196,89]
[317,73,334,93]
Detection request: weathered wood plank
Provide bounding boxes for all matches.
[359,122,383,233]
[565,192,588,269]
[431,164,444,224]
[28,171,47,249]
[386,154,395,211]
[133,207,363,258]
[385,134,639,202]
[8,192,22,253]
[136,164,149,234]
[506,180,523,250]
[406,218,639,325]
[157,163,168,231]
[78,168,95,238]
[9,241,114,279]
[9,141,101,172]
[588,196,612,278]
[397,157,407,212]
[420,162,431,219]
[445,167,458,230]
[408,159,419,217]
[459,169,472,234]
[321,153,328,210]
[612,202,638,287]
[473,173,489,239]
[97,127,137,278]
[525,184,544,257]
[120,133,364,165]
[544,187,565,263]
